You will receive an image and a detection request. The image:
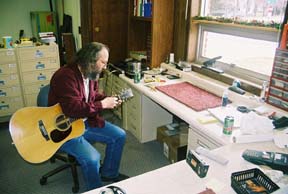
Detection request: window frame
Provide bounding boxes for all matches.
[195,21,282,85]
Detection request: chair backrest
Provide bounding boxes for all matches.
[37,84,50,107]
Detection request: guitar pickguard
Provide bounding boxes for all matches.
[50,127,72,143]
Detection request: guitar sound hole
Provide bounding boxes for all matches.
[50,127,72,143]
[55,114,71,130]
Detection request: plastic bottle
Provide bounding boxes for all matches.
[260,81,268,101]
[222,89,229,107]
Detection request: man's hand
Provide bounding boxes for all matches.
[101,96,121,109]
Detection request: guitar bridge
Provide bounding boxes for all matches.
[38,120,50,141]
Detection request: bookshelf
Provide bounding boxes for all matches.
[127,0,175,68]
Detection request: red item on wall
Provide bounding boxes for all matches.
[46,14,53,24]
[156,82,222,111]
[280,24,288,50]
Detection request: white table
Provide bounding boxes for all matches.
[84,142,288,194]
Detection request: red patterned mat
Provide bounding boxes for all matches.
[156,82,222,111]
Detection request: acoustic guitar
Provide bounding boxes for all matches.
[9,88,134,164]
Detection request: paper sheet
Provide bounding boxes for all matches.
[208,106,244,128]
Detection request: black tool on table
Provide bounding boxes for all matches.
[228,85,245,95]
[273,116,288,129]
[201,56,224,74]
[242,149,288,174]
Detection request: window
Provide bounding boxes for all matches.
[196,0,287,84]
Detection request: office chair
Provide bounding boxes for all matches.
[37,84,80,193]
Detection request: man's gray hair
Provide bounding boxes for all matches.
[75,42,109,69]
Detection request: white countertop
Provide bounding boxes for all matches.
[85,65,288,194]
[84,142,288,194]
[119,63,287,146]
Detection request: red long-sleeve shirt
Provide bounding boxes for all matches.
[48,63,106,128]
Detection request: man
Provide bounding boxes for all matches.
[48,42,128,191]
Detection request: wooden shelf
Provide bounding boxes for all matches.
[131,16,152,22]
[192,19,279,32]
[127,0,174,68]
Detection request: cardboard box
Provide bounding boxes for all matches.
[157,125,188,163]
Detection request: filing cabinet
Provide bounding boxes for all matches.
[103,71,173,142]
[112,75,127,119]
[16,44,60,106]
[123,89,172,143]
[104,71,127,119]
[0,49,24,117]
[123,86,142,139]
[103,70,114,96]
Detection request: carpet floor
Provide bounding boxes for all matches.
[0,111,170,194]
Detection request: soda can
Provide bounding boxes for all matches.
[223,116,234,135]
[134,71,141,83]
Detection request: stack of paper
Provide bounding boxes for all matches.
[207,106,244,128]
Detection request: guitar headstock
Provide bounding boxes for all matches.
[117,88,134,102]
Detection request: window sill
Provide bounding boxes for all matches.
[191,63,262,96]
[192,19,279,32]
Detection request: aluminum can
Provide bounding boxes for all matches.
[223,116,234,135]
[134,71,141,83]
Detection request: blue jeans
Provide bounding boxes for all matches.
[59,120,126,191]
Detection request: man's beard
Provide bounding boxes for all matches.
[87,71,100,81]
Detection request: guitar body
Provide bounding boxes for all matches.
[9,104,85,164]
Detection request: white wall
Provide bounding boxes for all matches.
[0,0,50,42]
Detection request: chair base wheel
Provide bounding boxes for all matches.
[40,177,47,185]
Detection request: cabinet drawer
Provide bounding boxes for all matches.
[23,81,50,95]
[0,74,20,87]
[112,78,126,94]
[127,93,141,110]
[188,128,221,150]
[269,87,283,98]
[271,78,288,90]
[22,69,56,84]
[20,58,59,72]
[17,45,58,61]
[127,108,141,126]
[24,93,38,106]
[113,83,123,94]
[0,49,16,64]
[0,86,22,97]
[127,118,141,140]
[0,63,17,74]
[0,96,24,116]
[105,73,114,86]
[113,106,122,119]
[113,75,125,87]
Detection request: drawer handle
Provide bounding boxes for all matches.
[37,74,47,81]
[197,139,210,149]
[0,68,2,73]
[0,80,5,85]
[38,84,45,90]
[36,63,45,69]
[0,104,9,110]
[0,90,7,97]
[35,50,44,58]
[130,123,137,131]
